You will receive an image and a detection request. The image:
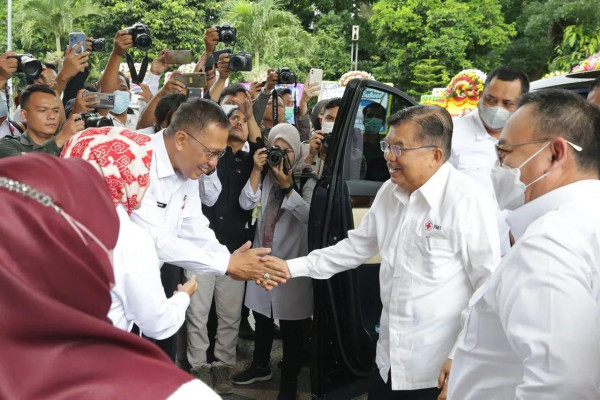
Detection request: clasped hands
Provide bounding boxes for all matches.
[226,241,291,291]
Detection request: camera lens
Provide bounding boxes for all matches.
[229,55,244,72]
[135,34,152,51]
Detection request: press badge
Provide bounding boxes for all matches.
[157,201,167,208]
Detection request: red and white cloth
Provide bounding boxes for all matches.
[61,127,153,215]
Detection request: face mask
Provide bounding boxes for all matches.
[112,90,130,115]
[490,142,551,210]
[221,104,237,116]
[284,107,294,121]
[364,118,383,134]
[0,93,7,119]
[479,104,512,130]
[321,121,334,134]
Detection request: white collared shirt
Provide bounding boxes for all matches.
[448,180,600,400]
[450,109,498,195]
[287,162,500,390]
[108,205,190,339]
[130,132,230,275]
[109,110,140,131]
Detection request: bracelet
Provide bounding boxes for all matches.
[206,72,216,80]
[279,185,293,196]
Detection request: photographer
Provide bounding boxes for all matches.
[302,97,341,177]
[253,68,279,126]
[136,72,187,132]
[0,85,84,158]
[0,52,18,135]
[234,124,316,400]
[136,93,187,135]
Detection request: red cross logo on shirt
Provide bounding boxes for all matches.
[425,221,433,231]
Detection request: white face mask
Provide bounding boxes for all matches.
[479,103,513,130]
[321,121,334,134]
[490,142,551,210]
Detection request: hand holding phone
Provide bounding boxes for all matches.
[165,50,193,65]
[69,32,86,55]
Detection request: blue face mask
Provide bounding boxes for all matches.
[284,107,294,121]
[364,117,383,134]
[112,90,130,115]
[0,93,8,119]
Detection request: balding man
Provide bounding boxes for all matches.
[264,105,500,400]
[448,89,600,399]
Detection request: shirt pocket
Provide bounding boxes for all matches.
[410,236,456,280]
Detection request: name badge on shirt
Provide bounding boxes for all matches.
[157,201,167,208]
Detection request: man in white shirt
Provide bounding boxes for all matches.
[448,89,600,399]
[131,98,290,359]
[450,66,529,194]
[263,105,500,399]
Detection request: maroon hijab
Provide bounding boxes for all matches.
[0,153,191,399]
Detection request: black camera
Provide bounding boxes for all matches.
[81,112,113,128]
[322,133,333,150]
[91,38,106,52]
[11,54,42,81]
[126,23,152,51]
[276,67,296,85]
[229,51,252,72]
[216,23,237,45]
[267,145,286,166]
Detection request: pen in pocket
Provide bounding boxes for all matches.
[426,235,431,251]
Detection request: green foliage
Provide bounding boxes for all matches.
[550,25,600,72]
[409,58,449,97]
[370,0,514,96]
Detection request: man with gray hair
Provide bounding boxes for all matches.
[263,105,500,399]
[448,89,600,399]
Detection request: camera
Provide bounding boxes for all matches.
[229,51,252,72]
[91,38,106,52]
[81,112,113,128]
[216,23,237,45]
[11,54,42,81]
[276,67,296,85]
[267,145,286,166]
[322,133,333,150]
[126,23,152,51]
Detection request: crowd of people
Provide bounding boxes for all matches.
[1,23,600,400]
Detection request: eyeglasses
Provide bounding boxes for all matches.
[182,131,226,160]
[380,141,437,157]
[495,138,582,166]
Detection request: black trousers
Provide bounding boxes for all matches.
[153,263,182,361]
[368,370,440,400]
[253,311,306,382]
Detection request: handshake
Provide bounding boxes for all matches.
[226,241,291,291]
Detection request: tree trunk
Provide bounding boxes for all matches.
[55,33,62,57]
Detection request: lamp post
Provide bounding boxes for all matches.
[350,25,359,71]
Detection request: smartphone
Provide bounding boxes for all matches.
[69,32,86,55]
[165,50,193,65]
[174,72,208,88]
[187,87,203,99]
[308,68,323,87]
[84,92,115,109]
[213,48,232,61]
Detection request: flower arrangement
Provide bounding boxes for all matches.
[339,70,375,86]
[541,70,569,79]
[444,69,486,106]
[571,51,600,73]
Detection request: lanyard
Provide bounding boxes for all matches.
[125,52,149,85]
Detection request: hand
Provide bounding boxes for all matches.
[158,73,187,97]
[176,275,198,297]
[73,89,99,114]
[437,358,452,400]
[227,248,290,290]
[61,44,90,80]
[204,28,219,55]
[253,148,268,172]
[249,81,263,100]
[113,29,133,57]
[229,92,253,120]
[264,68,278,92]
[233,241,252,256]
[271,158,293,188]
[151,49,171,75]
[258,256,292,290]
[216,53,231,79]
[307,131,324,158]
[0,51,18,82]
[300,81,321,116]
[138,83,153,103]
[58,113,86,143]
[85,37,94,52]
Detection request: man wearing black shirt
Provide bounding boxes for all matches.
[185,94,263,395]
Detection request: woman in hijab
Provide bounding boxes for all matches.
[61,126,198,339]
[234,124,316,400]
[0,153,218,399]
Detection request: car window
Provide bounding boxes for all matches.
[342,88,415,181]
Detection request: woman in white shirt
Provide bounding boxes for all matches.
[233,124,316,400]
[61,126,198,339]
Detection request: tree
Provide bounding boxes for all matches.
[409,58,449,97]
[369,0,514,95]
[220,0,313,71]
[15,0,104,56]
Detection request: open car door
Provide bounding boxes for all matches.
[308,79,417,399]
